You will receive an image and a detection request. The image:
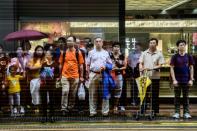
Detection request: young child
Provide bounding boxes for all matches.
[5,65,25,116]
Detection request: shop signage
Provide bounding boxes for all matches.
[126,20,197,28]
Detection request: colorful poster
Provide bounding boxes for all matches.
[193,33,197,45]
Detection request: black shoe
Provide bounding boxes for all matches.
[50,117,55,123]
[41,117,47,123]
[153,113,158,117]
[62,109,69,115]
[131,102,137,106]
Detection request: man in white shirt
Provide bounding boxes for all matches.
[86,37,112,117]
[139,38,165,116]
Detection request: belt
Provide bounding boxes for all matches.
[90,70,101,74]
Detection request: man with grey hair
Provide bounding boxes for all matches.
[86,37,112,117]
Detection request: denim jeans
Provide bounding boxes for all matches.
[9,92,20,106]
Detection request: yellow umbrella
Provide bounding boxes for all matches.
[135,75,152,105]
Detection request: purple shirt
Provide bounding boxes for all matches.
[170,53,194,84]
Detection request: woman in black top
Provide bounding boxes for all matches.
[110,42,126,114]
[40,50,59,123]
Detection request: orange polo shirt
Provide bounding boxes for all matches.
[59,49,84,78]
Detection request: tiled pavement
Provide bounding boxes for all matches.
[0,104,197,130]
[0,104,197,123]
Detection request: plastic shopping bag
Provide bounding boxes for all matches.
[56,79,62,88]
[78,83,85,100]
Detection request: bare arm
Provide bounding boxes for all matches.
[153,64,163,70]
[120,57,127,70]
[86,65,90,80]
[170,66,176,81]
[139,62,144,72]
[27,59,42,70]
[79,64,84,81]
[139,62,144,76]
[22,71,26,78]
[170,65,178,86]
[58,51,64,78]
[188,65,194,86]
[189,65,194,81]
[3,77,8,89]
[59,64,62,73]
[28,65,41,70]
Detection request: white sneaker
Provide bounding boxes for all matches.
[20,106,25,114]
[10,112,14,117]
[172,113,180,119]
[13,108,17,114]
[119,106,125,112]
[184,113,192,119]
[102,112,109,117]
[89,112,97,117]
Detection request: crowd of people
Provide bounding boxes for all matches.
[0,36,195,122]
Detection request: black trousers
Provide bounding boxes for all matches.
[0,78,8,109]
[126,66,140,105]
[174,84,190,114]
[130,78,139,104]
[40,81,55,117]
[152,79,160,113]
[20,79,31,107]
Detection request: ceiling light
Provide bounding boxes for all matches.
[160,10,168,14]
[192,8,197,14]
[161,0,191,13]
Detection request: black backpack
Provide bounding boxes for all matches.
[61,48,86,77]
[61,48,79,73]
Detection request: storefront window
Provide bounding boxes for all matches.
[125,20,197,66]
[20,21,119,51]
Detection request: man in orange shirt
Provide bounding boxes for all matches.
[59,36,84,114]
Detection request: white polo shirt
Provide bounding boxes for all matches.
[139,49,165,79]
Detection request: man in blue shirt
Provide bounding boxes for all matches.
[170,40,195,119]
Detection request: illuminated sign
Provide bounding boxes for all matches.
[126,20,197,28]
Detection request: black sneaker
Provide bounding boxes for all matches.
[50,117,55,123]
[62,109,69,115]
[41,117,47,123]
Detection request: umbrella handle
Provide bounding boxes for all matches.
[140,69,148,77]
